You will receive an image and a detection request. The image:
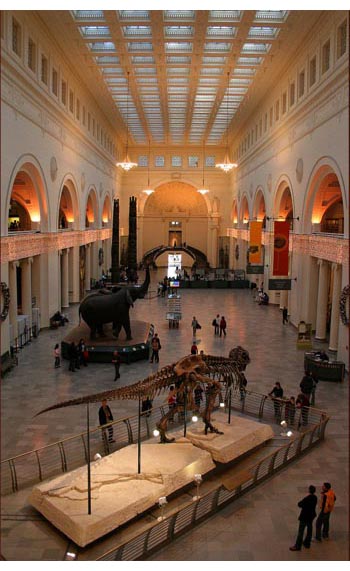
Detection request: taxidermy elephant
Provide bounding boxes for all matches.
[79,267,150,340]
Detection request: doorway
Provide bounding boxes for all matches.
[169,231,182,248]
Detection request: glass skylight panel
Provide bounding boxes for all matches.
[123,26,152,37]
[230,78,252,85]
[101,68,123,75]
[233,67,256,76]
[132,56,155,64]
[80,26,110,37]
[135,68,156,75]
[200,68,223,75]
[209,11,241,21]
[164,11,195,20]
[199,78,220,85]
[165,42,193,52]
[127,42,153,52]
[105,77,127,84]
[118,11,150,20]
[166,56,191,64]
[237,56,263,66]
[72,11,104,20]
[204,42,231,52]
[167,68,190,75]
[168,86,188,93]
[242,43,271,54]
[206,26,236,37]
[254,11,288,22]
[167,77,189,84]
[165,26,194,37]
[88,42,115,52]
[248,27,279,39]
[136,77,158,83]
[202,56,226,64]
[95,55,119,64]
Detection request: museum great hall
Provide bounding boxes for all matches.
[0,7,349,563]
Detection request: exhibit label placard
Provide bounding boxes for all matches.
[268,278,291,290]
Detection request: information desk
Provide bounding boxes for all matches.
[304,352,345,382]
[179,280,250,289]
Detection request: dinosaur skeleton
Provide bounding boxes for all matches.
[36,347,250,443]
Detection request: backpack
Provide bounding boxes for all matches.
[212,319,216,326]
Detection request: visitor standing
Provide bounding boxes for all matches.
[315,482,336,541]
[167,385,177,421]
[68,341,78,372]
[191,316,199,336]
[78,338,88,367]
[112,350,121,381]
[98,399,115,443]
[194,383,203,411]
[191,342,198,355]
[282,306,288,324]
[219,316,227,337]
[268,381,284,419]
[300,371,314,398]
[296,392,310,426]
[212,314,220,335]
[54,343,60,368]
[290,485,317,551]
[150,333,161,363]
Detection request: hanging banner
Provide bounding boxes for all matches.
[273,221,290,276]
[249,221,262,264]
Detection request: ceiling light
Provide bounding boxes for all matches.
[216,71,238,173]
[142,139,154,195]
[116,71,137,171]
[198,139,210,195]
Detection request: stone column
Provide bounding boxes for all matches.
[128,196,137,270]
[329,263,342,352]
[69,246,80,303]
[111,198,120,282]
[61,249,69,308]
[9,261,19,340]
[85,244,91,292]
[315,259,330,341]
[21,257,33,328]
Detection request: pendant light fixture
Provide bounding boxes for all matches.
[116,71,137,171]
[197,139,210,195]
[215,71,238,173]
[142,138,154,195]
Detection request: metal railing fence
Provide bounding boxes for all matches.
[1,388,328,497]
[97,415,328,561]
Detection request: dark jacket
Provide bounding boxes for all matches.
[300,374,314,395]
[298,493,317,522]
[99,405,113,426]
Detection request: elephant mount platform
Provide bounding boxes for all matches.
[61,320,154,364]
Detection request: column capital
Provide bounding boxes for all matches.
[331,262,340,272]
[10,260,20,269]
[22,257,33,265]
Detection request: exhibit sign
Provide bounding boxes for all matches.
[246,264,264,274]
[268,278,291,290]
[273,221,290,276]
[249,221,262,264]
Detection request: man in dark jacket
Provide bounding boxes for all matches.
[300,371,314,397]
[99,399,115,443]
[290,485,317,551]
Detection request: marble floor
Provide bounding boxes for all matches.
[1,269,349,561]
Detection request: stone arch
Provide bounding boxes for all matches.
[253,187,267,228]
[302,157,347,235]
[58,175,79,230]
[6,154,49,234]
[231,200,238,225]
[273,176,296,229]
[239,193,250,226]
[85,186,99,229]
[139,178,211,216]
[101,193,112,227]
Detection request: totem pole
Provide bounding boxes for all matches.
[111,198,120,283]
[127,196,137,271]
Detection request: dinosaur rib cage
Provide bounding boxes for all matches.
[36,349,250,416]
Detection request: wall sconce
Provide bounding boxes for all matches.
[93,453,102,461]
[191,415,198,423]
[219,401,225,409]
[280,420,293,437]
[193,473,202,501]
[157,496,168,521]
[153,429,160,438]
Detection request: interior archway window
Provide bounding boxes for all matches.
[8,199,31,231]
[320,199,344,234]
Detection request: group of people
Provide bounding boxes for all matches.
[211,314,227,337]
[290,482,337,551]
[268,369,319,426]
[67,339,88,372]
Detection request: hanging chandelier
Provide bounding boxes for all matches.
[197,139,210,195]
[116,71,137,171]
[142,138,154,195]
[215,71,238,173]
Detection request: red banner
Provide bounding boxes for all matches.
[249,221,262,264]
[273,221,289,276]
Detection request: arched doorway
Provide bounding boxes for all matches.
[8,170,42,232]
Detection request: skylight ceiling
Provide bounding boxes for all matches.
[70,9,291,145]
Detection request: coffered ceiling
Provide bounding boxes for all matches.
[39,10,323,148]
